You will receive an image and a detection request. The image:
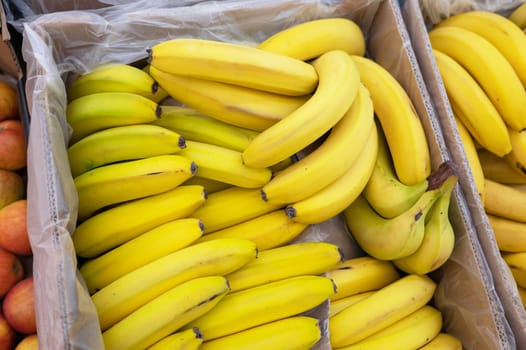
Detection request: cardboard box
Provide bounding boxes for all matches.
[15,0,516,348]
[401,0,526,348]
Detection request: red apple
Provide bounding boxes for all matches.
[3,277,36,335]
[0,200,31,256]
[0,170,24,210]
[0,247,24,298]
[0,81,19,121]
[0,120,26,171]
[0,311,16,350]
[15,334,38,350]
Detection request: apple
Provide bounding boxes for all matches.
[3,277,36,335]
[0,311,16,350]
[0,120,26,171]
[15,334,38,350]
[0,169,24,210]
[0,200,31,256]
[0,81,19,121]
[0,247,24,298]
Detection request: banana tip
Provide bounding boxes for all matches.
[179,135,187,149]
[285,206,296,218]
[192,326,203,339]
[260,189,268,202]
[146,48,152,64]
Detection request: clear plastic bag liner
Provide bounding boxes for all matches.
[402,0,526,347]
[16,0,514,348]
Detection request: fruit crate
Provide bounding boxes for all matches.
[14,0,514,348]
[400,0,526,347]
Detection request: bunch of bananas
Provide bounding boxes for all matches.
[63,15,464,350]
[427,9,526,309]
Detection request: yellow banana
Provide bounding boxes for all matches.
[509,266,526,289]
[432,48,511,157]
[436,10,526,88]
[285,121,378,224]
[519,286,526,308]
[66,91,161,144]
[505,127,526,178]
[102,276,229,350]
[154,105,259,152]
[429,26,526,131]
[225,241,343,292]
[73,185,207,258]
[325,256,400,301]
[67,123,186,177]
[261,83,374,204]
[478,148,526,184]
[488,214,526,253]
[92,238,257,331]
[329,291,376,317]
[258,17,365,60]
[80,218,204,294]
[149,66,309,131]
[184,275,335,340]
[484,178,526,222]
[362,121,428,219]
[502,252,526,273]
[147,327,203,350]
[196,209,308,251]
[335,305,442,350]
[177,140,271,188]
[189,186,283,234]
[351,55,431,185]
[148,38,317,96]
[453,114,485,203]
[509,2,526,29]
[67,63,168,103]
[199,316,322,350]
[75,154,197,221]
[419,332,463,350]
[329,274,437,348]
[393,175,458,275]
[242,50,360,168]
[182,176,232,194]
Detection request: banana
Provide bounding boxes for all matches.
[199,316,322,350]
[67,123,186,177]
[189,186,283,234]
[184,275,335,340]
[505,127,526,177]
[428,26,526,131]
[225,241,343,292]
[329,274,437,348]
[478,148,526,184]
[453,114,486,202]
[335,305,442,350]
[149,66,309,132]
[182,176,232,194]
[196,209,308,251]
[393,174,458,275]
[436,10,526,88]
[362,122,428,219]
[329,291,376,317]
[509,2,526,29]
[260,83,374,204]
[432,48,511,157]
[92,238,257,331]
[519,287,526,308]
[487,214,526,253]
[80,218,204,294]
[325,256,401,301]
[419,332,463,350]
[502,252,526,274]
[258,17,365,60]
[73,185,207,258]
[67,63,169,103]
[75,154,197,221]
[285,121,378,224]
[148,38,318,96]
[102,276,229,350]
[177,140,271,189]
[484,178,526,222]
[154,105,259,152]
[66,91,161,144]
[147,327,203,350]
[242,50,360,168]
[509,266,526,289]
[351,55,431,185]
